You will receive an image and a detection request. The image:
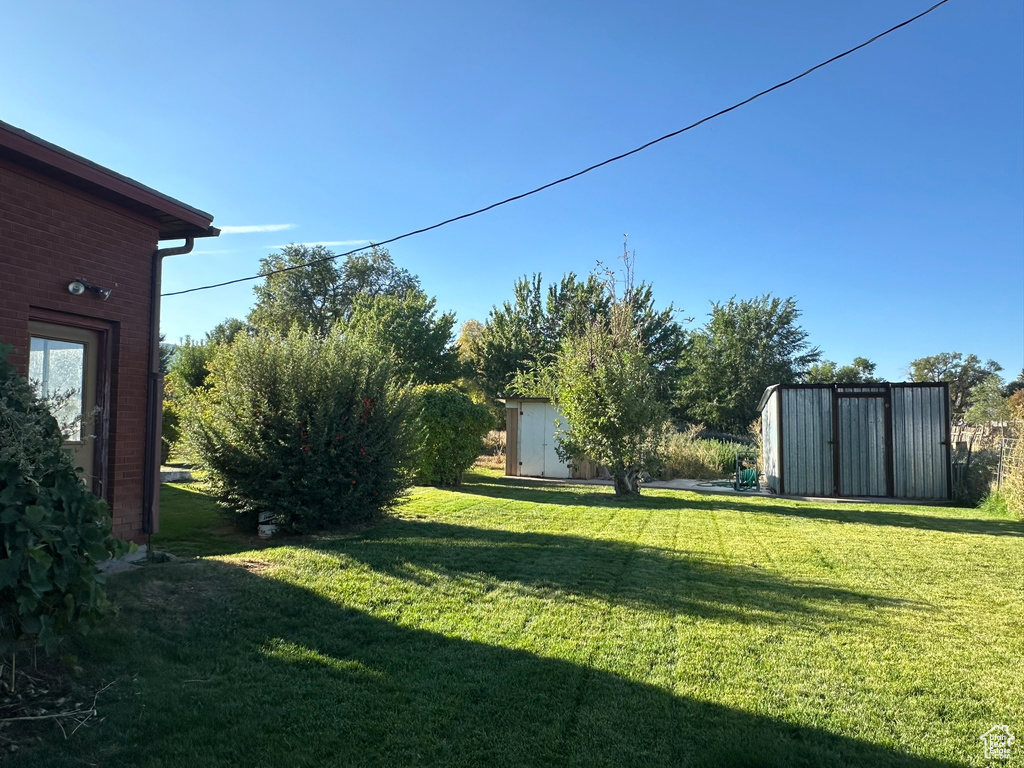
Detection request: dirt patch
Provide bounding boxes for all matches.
[235,559,274,575]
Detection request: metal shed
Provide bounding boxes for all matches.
[758,383,952,500]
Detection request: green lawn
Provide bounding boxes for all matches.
[15,472,1022,767]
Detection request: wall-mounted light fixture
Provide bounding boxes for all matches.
[67,279,112,300]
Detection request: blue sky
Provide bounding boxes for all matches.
[3,0,1021,381]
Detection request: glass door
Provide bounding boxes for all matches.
[27,321,102,492]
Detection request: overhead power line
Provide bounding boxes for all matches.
[164,0,951,298]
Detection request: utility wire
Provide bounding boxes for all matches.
[164,0,951,298]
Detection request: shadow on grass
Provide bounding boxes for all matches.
[309,518,920,624]
[30,561,961,768]
[449,475,1024,538]
[154,484,266,558]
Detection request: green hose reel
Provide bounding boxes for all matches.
[734,455,760,491]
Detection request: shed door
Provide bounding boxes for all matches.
[837,395,888,497]
[518,403,547,476]
[542,405,570,479]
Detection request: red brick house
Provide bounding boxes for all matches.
[0,120,218,542]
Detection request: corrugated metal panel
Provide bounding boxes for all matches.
[892,386,949,499]
[761,390,781,493]
[781,387,833,496]
[837,396,887,496]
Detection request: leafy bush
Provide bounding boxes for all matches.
[414,385,493,486]
[160,400,179,465]
[951,447,999,507]
[658,426,749,480]
[166,336,218,393]
[0,344,123,654]
[978,491,1011,518]
[185,332,414,533]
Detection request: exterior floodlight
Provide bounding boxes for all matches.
[68,278,113,300]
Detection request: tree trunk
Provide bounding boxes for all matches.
[612,467,642,496]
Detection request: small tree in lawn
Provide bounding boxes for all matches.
[536,249,668,496]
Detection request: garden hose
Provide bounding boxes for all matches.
[735,467,758,490]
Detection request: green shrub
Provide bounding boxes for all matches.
[160,400,180,465]
[166,336,218,393]
[185,332,414,533]
[658,426,749,480]
[0,344,123,654]
[414,385,493,486]
[978,491,1011,518]
[952,447,999,507]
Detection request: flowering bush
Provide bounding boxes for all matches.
[185,332,414,533]
[0,344,123,654]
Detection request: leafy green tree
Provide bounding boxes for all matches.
[345,290,461,385]
[248,245,418,336]
[158,333,175,375]
[907,352,1002,421]
[965,374,1011,426]
[522,258,668,496]
[477,274,549,400]
[677,295,821,433]
[456,319,486,369]
[478,271,684,402]
[166,336,218,393]
[1002,370,1024,399]
[205,317,252,346]
[805,356,879,384]
[165,319,253,396]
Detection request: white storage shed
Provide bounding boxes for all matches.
[501,397,573,479]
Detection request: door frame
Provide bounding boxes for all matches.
[831,387,894,498]
[28,309,113,500]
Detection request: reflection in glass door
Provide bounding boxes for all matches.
[27,323,101,490]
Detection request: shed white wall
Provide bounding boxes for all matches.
[761,390,781,493]
[515,401,571,479]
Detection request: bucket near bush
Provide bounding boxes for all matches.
[257,512,278,539]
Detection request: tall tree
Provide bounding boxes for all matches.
[345,290,461,385]
[1002,370,1024,399]
[964,374,1010,427]
[805,356,879,384]
[907,352,1002,421]
[248,245,418,336]
[456,319,486,373]
[677,295,821,433]
[205,317,252,346]
[478,270,684,402]
[522,255,667,496]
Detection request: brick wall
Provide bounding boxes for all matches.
[0,157,159,542]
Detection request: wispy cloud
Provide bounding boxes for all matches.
[264,239,370,249]
[219,224,296,234]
